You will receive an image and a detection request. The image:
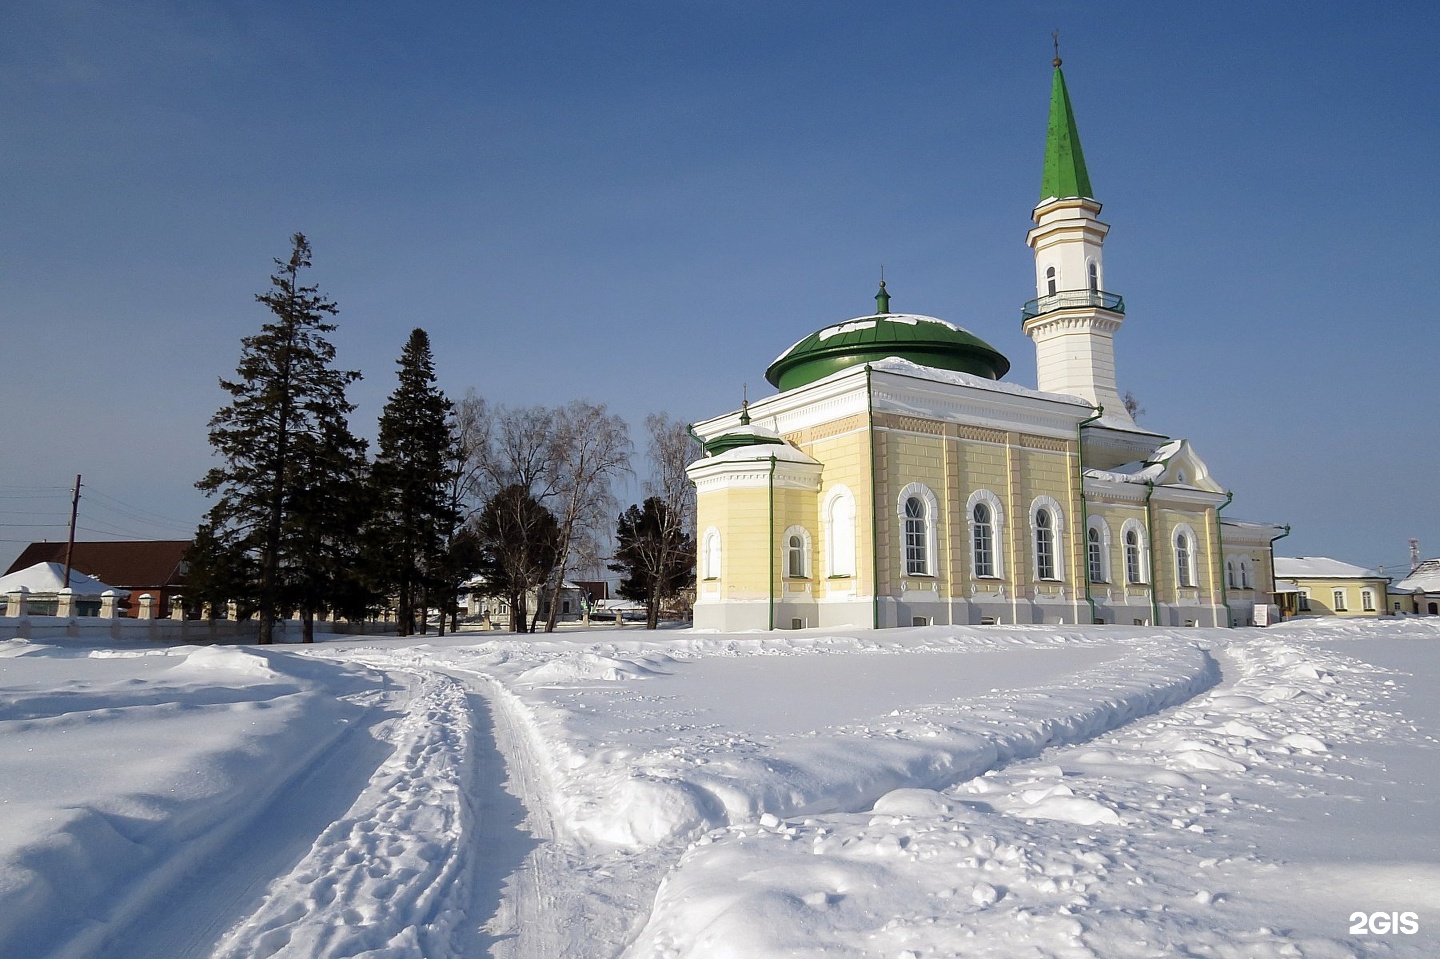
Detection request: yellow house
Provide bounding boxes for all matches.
[687,57,1285,631]
[1273,557,1390,618]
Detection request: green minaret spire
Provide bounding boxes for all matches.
[875,279,890,315]
[1040,47,1094,203]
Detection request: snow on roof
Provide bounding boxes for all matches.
[1272,556,1381,580]
[709,422,782,442]
[702,442,821,466]
[1395,559,1440,593]
[0,561,126,596]
[868,357,1092,407]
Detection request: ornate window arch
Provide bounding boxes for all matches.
[1121,518,1148,585]
[1045,265,1058,296]
[702,527,722,580]
[1030,495,1066,581]
[1086,515,1111,584]
[1239,559,1251,589]
[783,525,812,579]
[966,489,1005,580]
[1226,559,1236,588]
[1173,523,1199,588]
[1087,259,1099,293]
[897,483,938,577]
[822,485,857,578]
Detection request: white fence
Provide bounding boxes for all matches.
[2,587,397,644]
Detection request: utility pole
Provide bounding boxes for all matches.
[62,474,81,588]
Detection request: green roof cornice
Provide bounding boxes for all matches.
[1041,63,1094,203]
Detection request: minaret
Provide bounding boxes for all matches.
[1023,50,1134,426]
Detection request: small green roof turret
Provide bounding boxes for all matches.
[1040,54,1094,203]
[875,279,890,315]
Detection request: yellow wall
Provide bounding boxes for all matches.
[1293,578,1389,617]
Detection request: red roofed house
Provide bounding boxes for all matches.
[5,540,190,618]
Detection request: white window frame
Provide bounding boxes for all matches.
[1086,515,1111,584]
[1333,588,1348,612]
[1045,265,1058,296]
[966,489,1005,580]
[896,483,938,577]
[1173,523,1199,589]
[1121,519,1148,585]
[1362,589,1375,612]
[822,485,857,578]
[702,527,722,580]
[783,525,811,579]
[1030,495,1066,582]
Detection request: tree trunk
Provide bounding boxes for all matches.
[302,608,315,644]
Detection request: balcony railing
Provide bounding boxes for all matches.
[1021,289,1125,321]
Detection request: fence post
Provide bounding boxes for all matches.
[6,587,28,619]
[56,587,75,619]
[138,594,156,620]
[99,590,120,619]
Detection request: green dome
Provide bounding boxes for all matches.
[766,311,1011,392]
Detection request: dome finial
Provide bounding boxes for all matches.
[875,267,890,315]
[1052,28,1062,68]
[739,384,751,425]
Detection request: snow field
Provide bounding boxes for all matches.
[0,642,385,959]
[3,620,1438,959]
[622,633,1437,958]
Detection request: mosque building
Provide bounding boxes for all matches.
[685,57,1285,631]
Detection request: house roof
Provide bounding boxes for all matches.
[0,562,126,597]
[1273,556,1382,580]
[1395,559,1440,593]
[5,540,190,588]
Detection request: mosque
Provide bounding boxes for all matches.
[685,57,1285,631]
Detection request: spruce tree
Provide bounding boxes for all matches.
[473,485,560,633]
[368,328,460,636]
[196,233,365,643]
[609,497,696,629]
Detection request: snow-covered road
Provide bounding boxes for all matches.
[2,619,1437,958]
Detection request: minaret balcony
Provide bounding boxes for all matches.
[1021,289,1125,321]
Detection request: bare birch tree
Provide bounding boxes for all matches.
[541,401,632,632]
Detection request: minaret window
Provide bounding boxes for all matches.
[1088,262,1099,293]
[1046,266,1057,296]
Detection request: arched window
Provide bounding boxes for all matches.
[824,486,856,578]
[967,489,1005,580]
[1122,521,1147,585]
[1226,560,1236,588]
[1029,496,1065,582]
[1088,261,1099,293]
[1088,526,1105,583]
[703,528,721,580]
[1173,525,1198,588]
[1035,509,1056,580]
[1045,265,1057,296]
[973,503,994,577]
[1240,561,1250,589]
[897,484,938,578]
[783,525,811,579]
[904,498,927,575]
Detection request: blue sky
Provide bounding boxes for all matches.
[2,1,1435,577]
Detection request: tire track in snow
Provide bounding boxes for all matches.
[207,663,485,959]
